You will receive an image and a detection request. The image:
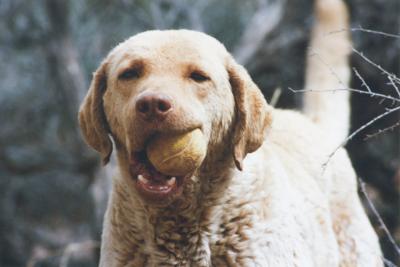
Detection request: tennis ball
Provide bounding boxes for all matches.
[146,129,207,176]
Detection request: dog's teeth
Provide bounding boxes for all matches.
[138,175,149,184]
[167,177,176,186]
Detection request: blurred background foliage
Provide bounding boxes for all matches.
[0,0,398,266]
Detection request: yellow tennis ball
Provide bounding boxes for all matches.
[146,129,207,176]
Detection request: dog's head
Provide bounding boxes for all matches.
[79,30,272,206]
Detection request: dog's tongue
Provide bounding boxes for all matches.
[138,166,177,195]
[130,151,177,192]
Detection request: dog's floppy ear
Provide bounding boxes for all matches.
[227,56,272,171]
[78,61,112,165]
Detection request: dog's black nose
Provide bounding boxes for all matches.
[135,92,173,121]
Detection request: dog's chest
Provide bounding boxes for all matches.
[144,223,211,267]
[145,228,260,267]
[142,209,263,267]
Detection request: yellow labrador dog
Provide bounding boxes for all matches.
[79,0,383,266]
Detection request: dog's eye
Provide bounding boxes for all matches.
[189,71,210,82]
[119,68,140,80]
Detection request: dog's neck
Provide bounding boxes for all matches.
[107,153,236,266]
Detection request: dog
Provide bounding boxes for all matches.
[78,0,383,266]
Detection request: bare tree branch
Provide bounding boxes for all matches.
[352,47,400,84]
[322,106,400,170]
[359,178,400,257]
[388,75,400,98]
[289,87,400,103]
[329,27,400,39]
[364,120,400,140]
[289,43,400,179]
[353,67,372,93]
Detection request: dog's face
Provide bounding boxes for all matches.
[79,30,271,206]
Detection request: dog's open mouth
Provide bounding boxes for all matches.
[130,151,186,201]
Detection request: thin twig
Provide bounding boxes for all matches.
[388,75,400,98]
[328,27,400,39]
[364,120,400,140]
[322,106,400,169]
[353,67,372,93]
[352,48,400,84]
[290,46,400,172]
[359,178,400,257]
[288,87,400,103]
[351,26,400,38]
